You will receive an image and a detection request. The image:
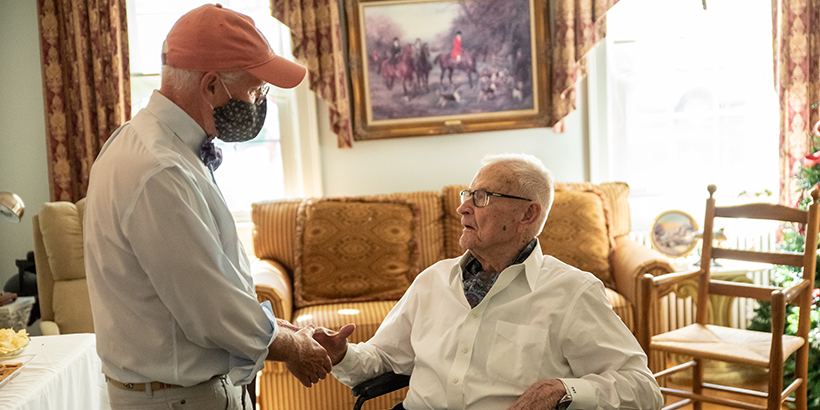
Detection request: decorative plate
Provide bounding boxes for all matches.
[649,210,700,258]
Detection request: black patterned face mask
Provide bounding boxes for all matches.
[212,78,268,143]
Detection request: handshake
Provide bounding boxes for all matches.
[267,319,357,387]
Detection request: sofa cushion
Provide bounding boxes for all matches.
[252,200,301,273]
[293,198,419,308]
[366,191,445,271]
[598,182,630,239]
[541,187,615,287]
[292,301,398,344]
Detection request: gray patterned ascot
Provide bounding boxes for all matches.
[462,238,538,308]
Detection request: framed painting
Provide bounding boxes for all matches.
[649,210,700,258]
[343,0,550,141]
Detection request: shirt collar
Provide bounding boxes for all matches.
[454,238,543,291]
[145,90,208,157]
[521,239,544,291]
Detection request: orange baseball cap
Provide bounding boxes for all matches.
[163,3,307,89]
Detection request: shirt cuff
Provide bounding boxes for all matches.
[329,344,356,386]
[558,377,595,410]
[229,301,278,385]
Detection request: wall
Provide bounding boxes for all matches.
[0,1,51,289]
[317,83,589,197]
[0,2,591,287]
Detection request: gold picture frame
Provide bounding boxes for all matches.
[649,210,700,258]
[343,0,551,141]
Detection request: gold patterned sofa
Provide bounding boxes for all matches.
[250,182,673,410]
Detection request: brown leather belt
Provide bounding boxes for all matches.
[106,376,183,391]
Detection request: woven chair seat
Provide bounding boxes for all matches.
[651,323,805,367]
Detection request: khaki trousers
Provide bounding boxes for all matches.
[106,375,251,410]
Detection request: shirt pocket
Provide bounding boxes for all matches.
[486,321,549,387]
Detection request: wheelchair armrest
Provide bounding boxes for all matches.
[351,371,410,410]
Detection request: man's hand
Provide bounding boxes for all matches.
[268,323,333,387]
[313,324,356,365]
[285,325,333,387]
[506,379,566,410]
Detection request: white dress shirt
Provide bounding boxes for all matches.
[332,241,662,410]
[84,90,276,387]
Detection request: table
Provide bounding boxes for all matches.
[0,334,110,410]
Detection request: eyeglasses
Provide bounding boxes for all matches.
[460,189,531,208]
[250,84,270,105]
[217,75,269,105]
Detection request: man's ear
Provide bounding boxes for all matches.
[196,71,222,135]
[520,202,542,229]
[199,71,221,106]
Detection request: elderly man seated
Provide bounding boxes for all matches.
[315,153,662,410]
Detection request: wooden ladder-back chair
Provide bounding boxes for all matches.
[640,185,818,410]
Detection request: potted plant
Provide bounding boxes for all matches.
[747,121,820,409]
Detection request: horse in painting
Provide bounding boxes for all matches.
[380,44,416,95]
[433,50,478,88]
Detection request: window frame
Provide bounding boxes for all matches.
[125,0,323,225]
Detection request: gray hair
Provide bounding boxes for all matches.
[160,65,245,96]
[481,153,554,236]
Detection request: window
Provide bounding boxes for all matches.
[599,0,779,237]
[127,0,324,255]
[127,1,323,254]
[127,0,302,219]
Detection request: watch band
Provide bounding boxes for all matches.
[555,393,572,410]
[555,380,573,410]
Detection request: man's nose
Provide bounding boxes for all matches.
[456,199,473,215]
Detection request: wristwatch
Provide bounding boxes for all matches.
[555,393,572,410]
[555,381,573,410]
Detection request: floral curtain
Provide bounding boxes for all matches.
[549,0,619,132]
[271,0,353,148]
[37,0,131,202]
[773,0,820,207]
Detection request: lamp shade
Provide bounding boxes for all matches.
[0,191,25,223]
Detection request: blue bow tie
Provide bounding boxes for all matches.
[200,138,223,171]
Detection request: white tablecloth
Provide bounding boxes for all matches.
[0,334,109,410]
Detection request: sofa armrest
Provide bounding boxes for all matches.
[611,236,675,356]
[251,258,293,322]
[40,320,60,335]
[610,236,674,306]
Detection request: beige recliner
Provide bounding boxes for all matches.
[32,198,94,335]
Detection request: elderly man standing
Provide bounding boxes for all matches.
[316,154,663,410]
[84,5,331,410]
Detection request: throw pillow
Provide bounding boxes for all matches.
[365,191,445,271]
[293,198,419,308]
[598,182,630,239]
[540,188,615,287]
